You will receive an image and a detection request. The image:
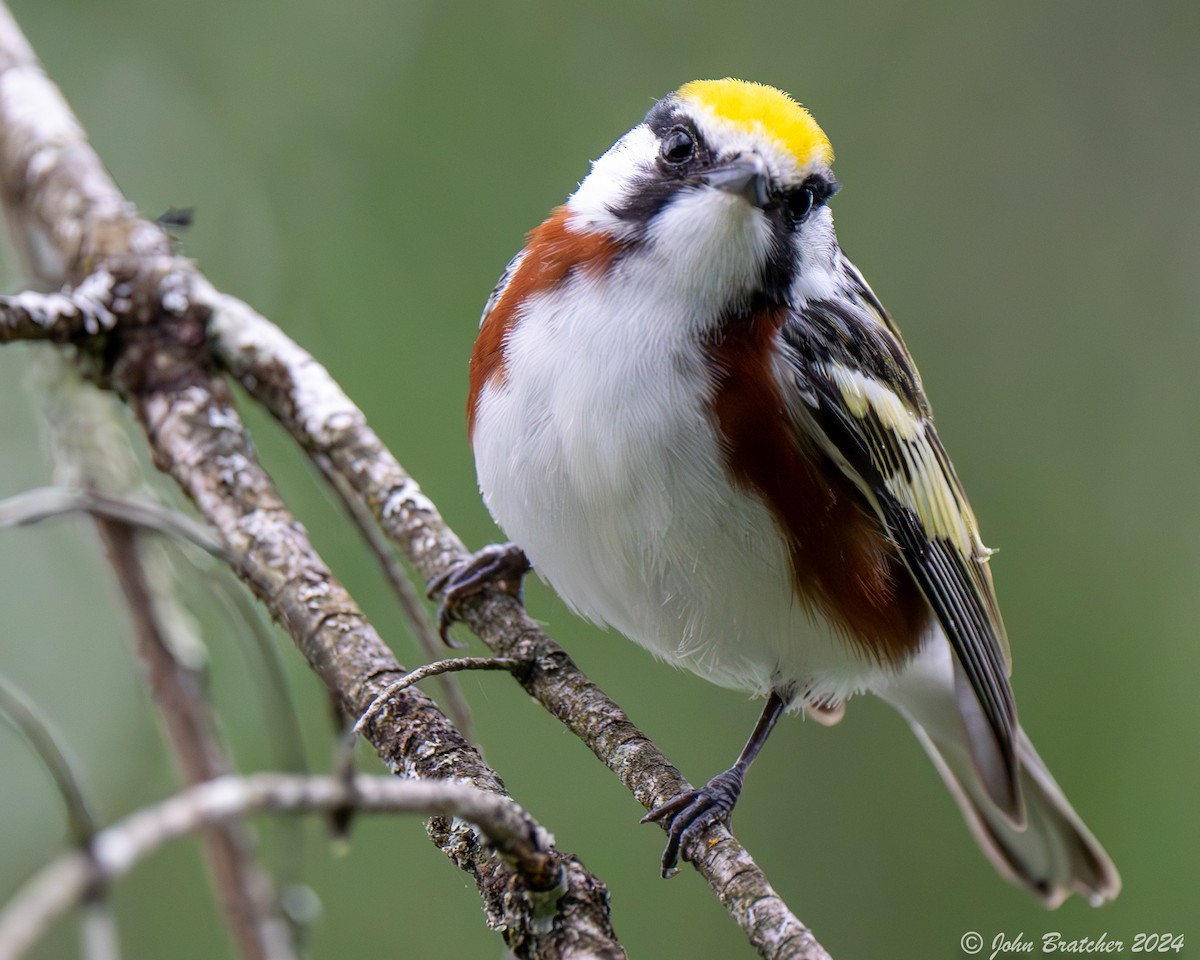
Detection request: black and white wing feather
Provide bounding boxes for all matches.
[778,262,1019,811]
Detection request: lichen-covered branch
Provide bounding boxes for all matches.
[125,290,618,957]
[31,347,295,960]
[0,280,117,342]
[309,449,475,736]
[0,6,166,277]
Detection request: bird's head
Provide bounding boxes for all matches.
[567,78,841,307]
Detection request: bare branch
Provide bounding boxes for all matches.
[0,677,96,846]
[79,901,119,960]
[96,520,296,960]
[26,331,295,960]
[205,285,469,573]
[133,341,616,941]
[0,486,226,558]
[0,5,167,277]
[0,774,560,960]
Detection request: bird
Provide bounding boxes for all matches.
[434,78,1120,907]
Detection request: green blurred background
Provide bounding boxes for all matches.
[1,0,1196,957]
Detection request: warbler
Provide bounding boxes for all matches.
[437,78,1119,907]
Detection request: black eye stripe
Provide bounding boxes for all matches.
[613,105,841,230]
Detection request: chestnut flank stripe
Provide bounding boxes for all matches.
[707,308,928,664]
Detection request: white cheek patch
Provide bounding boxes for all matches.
[789,208,842,303]
[567,122,778,323]
[568,125,658,237]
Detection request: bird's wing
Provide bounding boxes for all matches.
[479,249,526,329]
[777,264,1018,810]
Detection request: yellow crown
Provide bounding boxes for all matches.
[677,78,833,169]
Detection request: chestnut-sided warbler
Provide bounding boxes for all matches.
[437,78,1119,907]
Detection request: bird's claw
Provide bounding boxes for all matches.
[641,766,745,877]
[428,543,531,645]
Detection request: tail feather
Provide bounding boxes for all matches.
[909,722,1120,907]
[878,640,1120,907]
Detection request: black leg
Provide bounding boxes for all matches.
[427,543,531,645]
[642,691,788,877]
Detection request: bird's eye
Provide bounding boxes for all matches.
[660,127,695,166]
[785,186,815,223]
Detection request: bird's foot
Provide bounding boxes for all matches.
[641,766,745,878]
[427,543,531,646]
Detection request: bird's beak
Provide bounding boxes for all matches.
[703,155,770,209]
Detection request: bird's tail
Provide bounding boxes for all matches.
[877,643,1120,907]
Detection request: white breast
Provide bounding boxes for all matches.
[473,218,893,704]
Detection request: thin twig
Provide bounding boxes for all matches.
[0,681,120,959]
[79,900,119,960]
[206,573,311,777]
[310,450,474,737]
[96,519,296,960]
[355,657,519,735]
[0,774,561,960]
[0,678,96,846]
[0,486,226,558]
